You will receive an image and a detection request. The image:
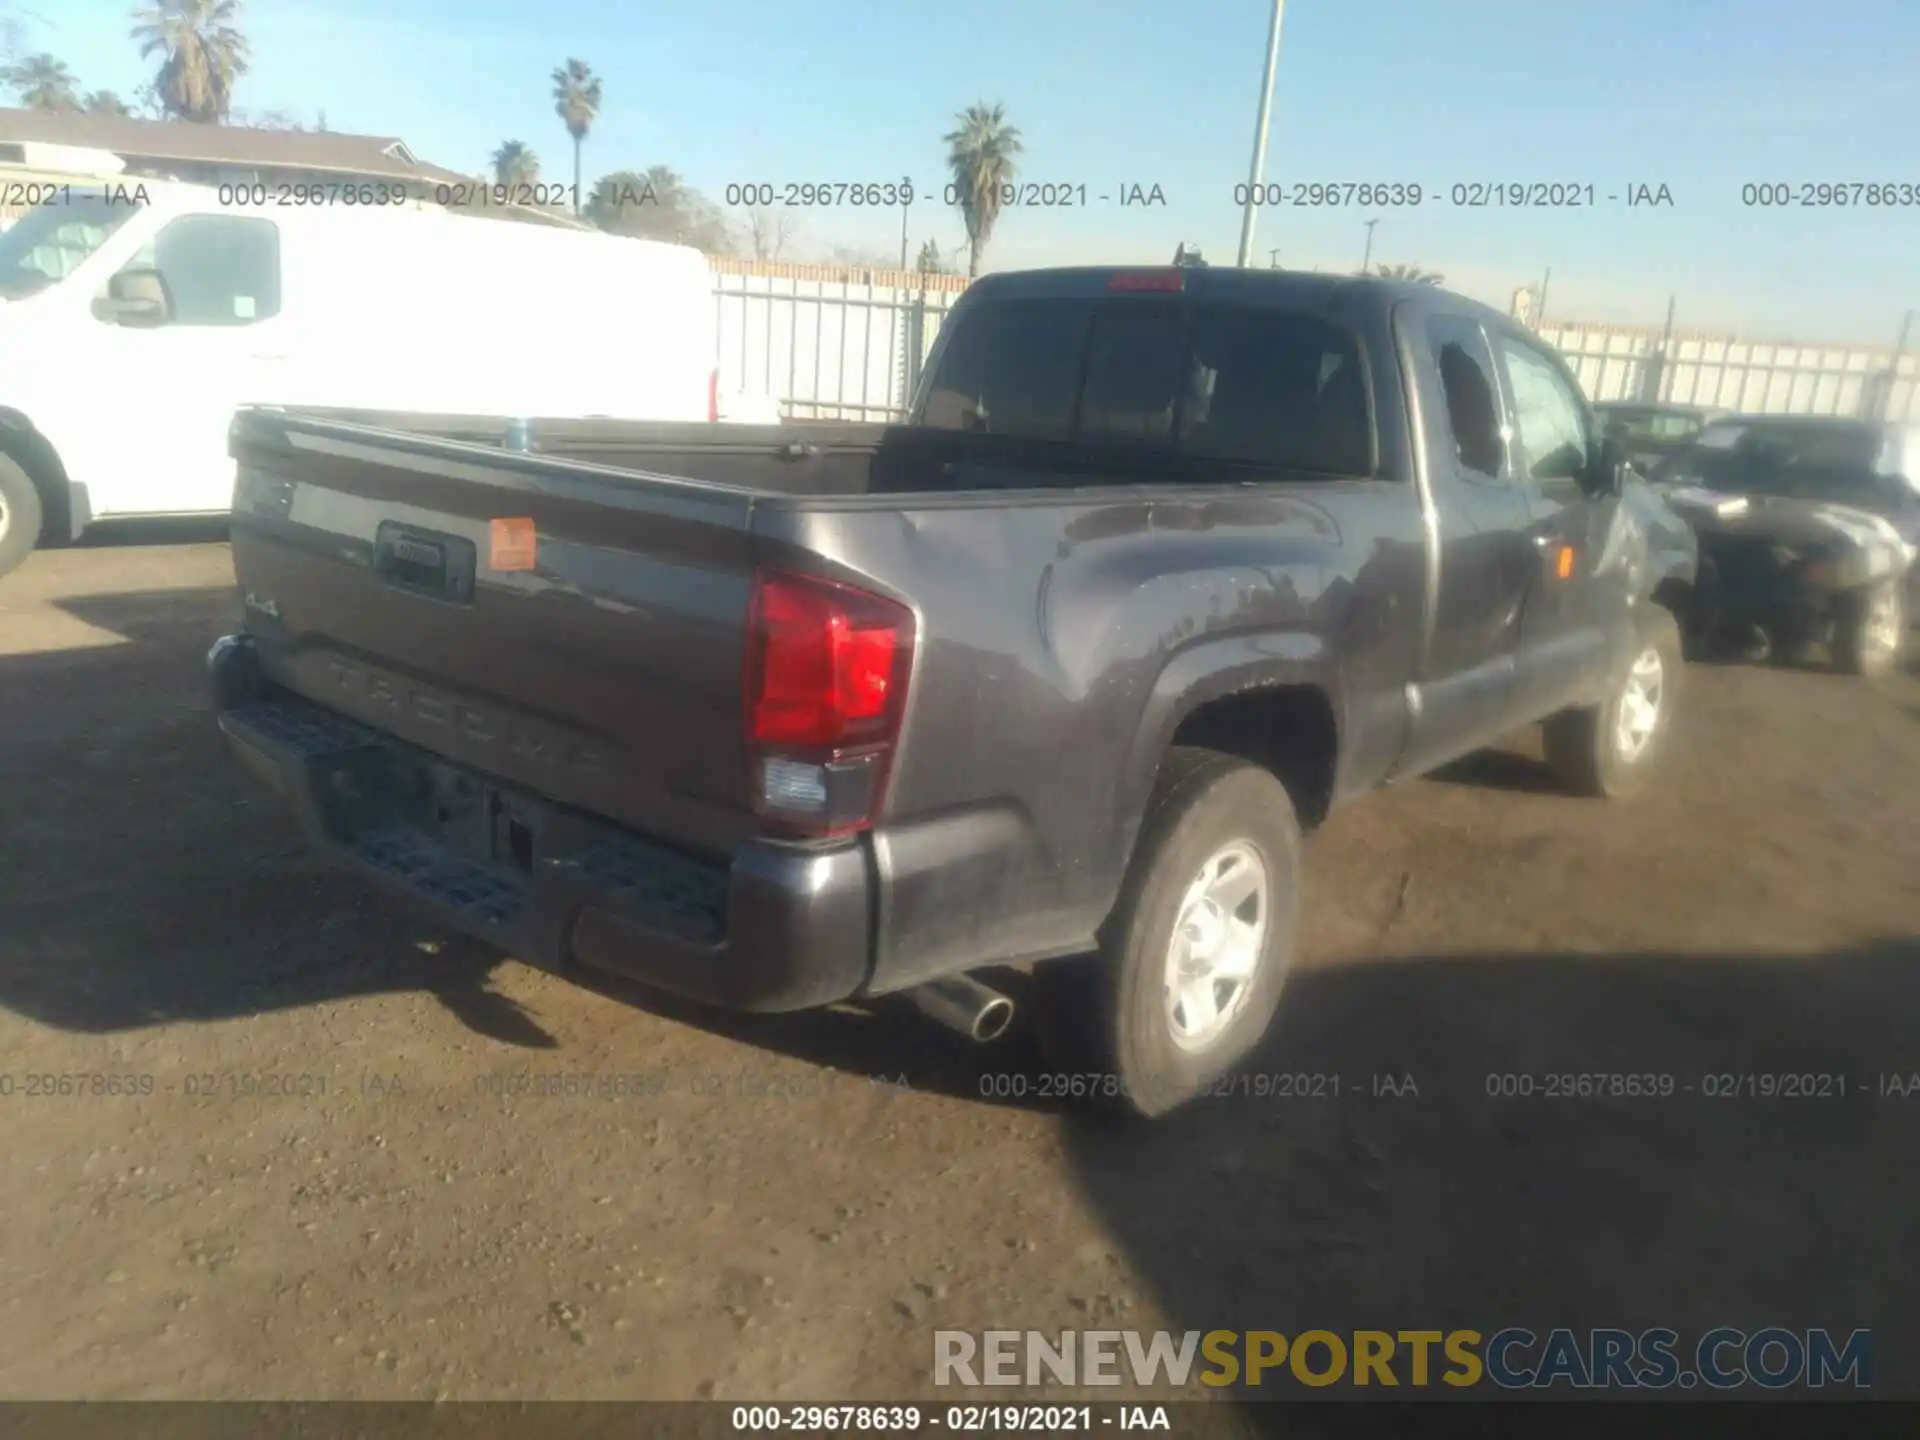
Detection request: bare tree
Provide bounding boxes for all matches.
[234,105,302,129]
[821,243,897,269]
[746,208,798,261]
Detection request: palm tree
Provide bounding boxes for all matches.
[3,52,81,111]
[943,102,1023,278]
[1376,262,1444,286]
[84,89,134,116]
[131,0,250,123]
[550,59,602,217]
[491,139,540,189]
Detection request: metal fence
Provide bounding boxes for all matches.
[1532,309,1918,423]
[711,260,969,422]
[713,260,1919,427]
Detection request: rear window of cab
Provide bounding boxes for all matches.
[919,298,1375,476]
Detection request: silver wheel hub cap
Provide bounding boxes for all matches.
[1865,588,1902,656]
[1615,646,1664,762]
[1164,840,1268,1053]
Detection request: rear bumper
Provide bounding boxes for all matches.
[208,634,872,1013]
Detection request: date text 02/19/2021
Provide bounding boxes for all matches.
[1231,181,1676,208]
[727,1405,1172,1432]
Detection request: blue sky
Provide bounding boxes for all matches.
[22,0,1920,342]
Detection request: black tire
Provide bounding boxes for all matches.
[0,452,43,581]
[1832,580,1905,678]
[1543,604,1683,800]
[1028,747,1302,1119]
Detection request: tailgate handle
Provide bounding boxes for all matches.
[374,522,477,603]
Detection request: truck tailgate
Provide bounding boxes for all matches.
[228,409,760,859]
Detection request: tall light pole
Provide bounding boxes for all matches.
[1359,218,1378,275]
[1234,0,1287,268]
[899,197,911,270]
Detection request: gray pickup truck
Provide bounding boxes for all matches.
[210,266,1697,1116]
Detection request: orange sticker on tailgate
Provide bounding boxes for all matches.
[490,517,538,572]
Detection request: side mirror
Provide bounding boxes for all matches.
[91,267,171,328]
[1590,433,1628,496]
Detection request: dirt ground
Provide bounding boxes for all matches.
[1,538,1917,1413]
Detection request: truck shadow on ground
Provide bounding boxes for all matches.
[1424,747,1562,796]
[0,584,549,1048]
[1055,935,1920,1423]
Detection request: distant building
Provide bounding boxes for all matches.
[0,107,579,228]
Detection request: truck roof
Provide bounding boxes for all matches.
[963,265,1515,330]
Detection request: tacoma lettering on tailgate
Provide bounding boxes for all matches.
[323,659,609,776]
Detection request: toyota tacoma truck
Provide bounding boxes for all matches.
[209,267,1697,1117]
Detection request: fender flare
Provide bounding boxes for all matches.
[1105,631,1343,893]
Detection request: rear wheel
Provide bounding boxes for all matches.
[1832,580,1905,677]
[0,453,44,580]
[1029,748,1301,1119]
[1543,605,1683,799]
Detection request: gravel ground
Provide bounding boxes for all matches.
[1,540,1916,1414]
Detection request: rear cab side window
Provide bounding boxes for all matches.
[919,294,1374,476]
[1424,314,1506,480]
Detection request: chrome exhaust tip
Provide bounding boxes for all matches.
[912,975,1016,1044]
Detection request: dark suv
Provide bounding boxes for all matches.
[1658,416,1919,674]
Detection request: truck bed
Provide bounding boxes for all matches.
[269,407,1334,497]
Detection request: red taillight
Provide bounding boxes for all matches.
[744,570,915,835]
[708,367,721,422]
[1108,269,1185,292]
